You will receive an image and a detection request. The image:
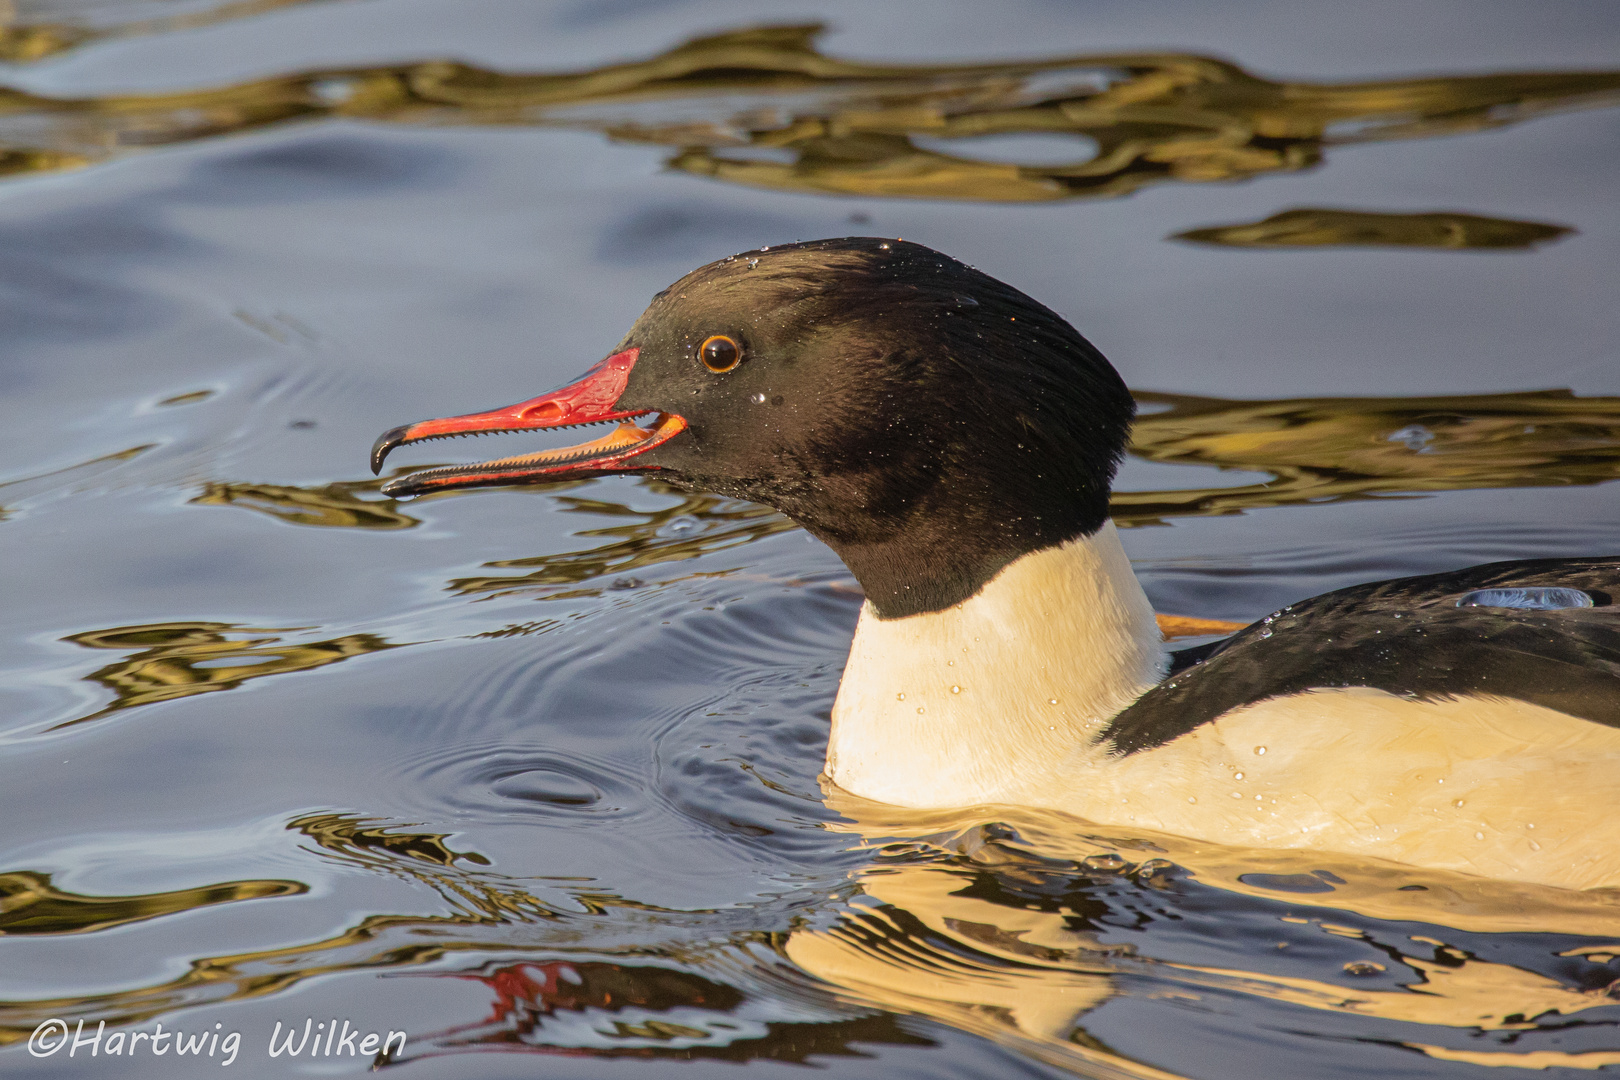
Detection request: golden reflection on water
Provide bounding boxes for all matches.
[290,811,490,868]
[0,23,1614,220]
[58,620,396,729]
[0,870,304,936]
[450,489,794,599]
[0,1,332,63]
[1171,208,1574,250]
[191,479,418,530]
[0,815,706,1050]
[1115,388,1620,527]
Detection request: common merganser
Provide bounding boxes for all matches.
[372,238,1620,889]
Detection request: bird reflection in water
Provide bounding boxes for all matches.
[3,806,1619,1073]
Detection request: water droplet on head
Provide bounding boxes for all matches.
[1234,772,1244,781]
[917,706,925,715]
[1529,840,1542,851]
[896,692,905,701]
[1260,628,1273,639]
[1254,746,1267,755]
[751,392,767,404]
[1082,853,1127,873]
[1454,799,1464,808]
[1344,961,1385,976]
[1231,791,1242,799]
[1474,831,1485,840]
[950,685,961,694]
[1187,796,1197,803]
[1048,698,1060,705]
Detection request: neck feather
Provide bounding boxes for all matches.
[826,521,1166,808]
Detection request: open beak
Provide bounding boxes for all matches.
[370,348,686,497]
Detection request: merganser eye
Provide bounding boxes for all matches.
[699,335,742,373]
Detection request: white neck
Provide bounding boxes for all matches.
[826,521,1166,808]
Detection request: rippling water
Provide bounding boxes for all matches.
[2,2,1618,1077]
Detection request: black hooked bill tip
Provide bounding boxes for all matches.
[371,427,410,476]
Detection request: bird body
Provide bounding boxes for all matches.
[373,237,1620,889]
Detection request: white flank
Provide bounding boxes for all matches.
[826,520,1620,889]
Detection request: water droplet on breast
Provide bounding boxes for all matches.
[1082,853,1127,873]
[1530,840,1542,851]
[1048,698,1060,705]
[1259,628,1273,639]
[751,392,767,404]
[1474,831,1485,840]
[1454,799,1464,808]
[950,685,961,694]
[1344,961,1386,976]
[917,706,926,715]
[1254,746,1267,755]
[896,692,905,701]
[1234,772,1244,781]
[1187,796,1197,804]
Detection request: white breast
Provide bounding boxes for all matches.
[826,522,1166,808]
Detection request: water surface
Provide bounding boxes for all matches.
[2,2,1619,1077]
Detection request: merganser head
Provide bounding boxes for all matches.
[372,237,1134,618]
